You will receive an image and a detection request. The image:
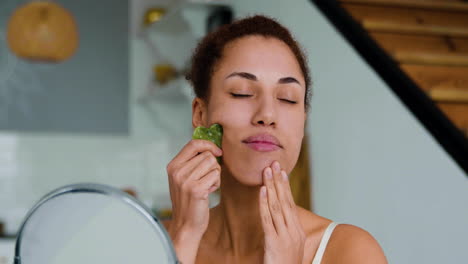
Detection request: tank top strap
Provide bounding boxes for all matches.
[311,222,339,264]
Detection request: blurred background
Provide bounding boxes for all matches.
[0,0,467,263]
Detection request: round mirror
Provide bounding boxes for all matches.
[14,183,179,264]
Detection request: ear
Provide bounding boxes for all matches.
[192,97,208,129]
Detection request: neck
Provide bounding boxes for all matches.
[205,169,264,256]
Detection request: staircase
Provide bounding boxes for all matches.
[338,0,468,136]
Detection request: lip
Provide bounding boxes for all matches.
[242,133,282,152]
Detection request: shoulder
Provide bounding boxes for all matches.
[294,207,387,264]
[322,223,388,264]
[295,206,333,236]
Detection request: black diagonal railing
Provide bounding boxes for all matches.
[311,0,468,176]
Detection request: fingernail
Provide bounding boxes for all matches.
[261,186,266,197]
[281,171,288,181]
[265,167,272,179]
[272,161,280,173]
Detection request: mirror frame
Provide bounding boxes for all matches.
[14,183,180,264]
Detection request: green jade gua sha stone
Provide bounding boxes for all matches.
[192,123,223,163]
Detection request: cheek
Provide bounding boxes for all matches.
[220,119,268,183]
[206,99,251,126]
[280,113,305,173]
[221,138,275,186]
[283,138,303,174]
[225,116,304,184]
[206,100,305,184]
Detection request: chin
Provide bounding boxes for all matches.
[222,158,272,187]
[234,170,264,186]
[221,143,286,186]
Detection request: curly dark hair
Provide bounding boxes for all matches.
[186,14,312,111]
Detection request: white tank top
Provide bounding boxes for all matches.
[311,222,339,264]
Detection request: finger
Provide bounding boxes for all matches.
[176,151,210,176]
[186,152,221,182]
[174,151,219,182]
[271,161,295,227]
[280,170,301,228]
[172,140,222,165]
[280,170,295,208]
[263,167,287,234]
[259,185,276,236]
[195,169,221,199]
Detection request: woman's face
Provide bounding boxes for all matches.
[193,35,307,186]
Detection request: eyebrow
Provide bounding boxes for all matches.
[225,72,301,86]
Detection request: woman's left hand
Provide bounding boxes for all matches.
[259,161,306,264]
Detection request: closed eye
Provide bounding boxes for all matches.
[280,98,297,104]
[230,93,252,98]
[231,93,296,104]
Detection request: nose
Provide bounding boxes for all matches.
[252,96,276,127]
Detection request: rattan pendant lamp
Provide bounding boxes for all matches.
[6,0,79,62]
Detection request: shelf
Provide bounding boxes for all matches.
[143,0,231,35]
[137,0,232,105]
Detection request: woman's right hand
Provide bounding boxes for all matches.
[166,139,222,263]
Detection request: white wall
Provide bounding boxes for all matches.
[0,0,217,235]
[0,0,196,234]
[232,0,468,263]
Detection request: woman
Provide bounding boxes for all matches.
[163,15,387,264]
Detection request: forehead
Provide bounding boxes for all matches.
[213,36,304,85]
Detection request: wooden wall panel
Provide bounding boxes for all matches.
[290,136,312,211]
[437,103,468,135]
[343,4,468,29]
[401,64,468,92]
